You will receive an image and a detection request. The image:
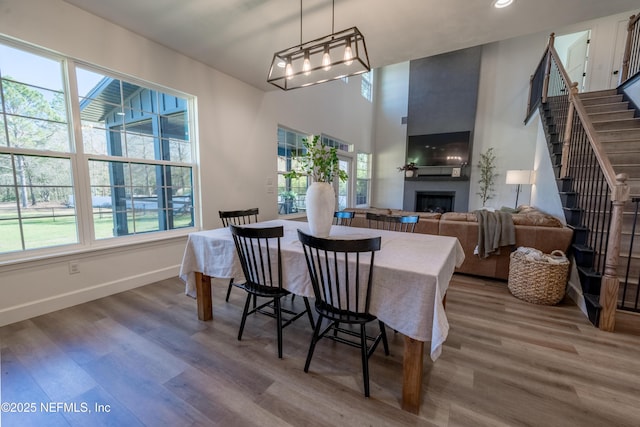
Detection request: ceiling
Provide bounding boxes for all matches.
[62,0,640,92]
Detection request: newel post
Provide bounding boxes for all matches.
[560,83,579,178]
[599,173,630,331]
[542,33,555,104]
[620,15,636,83]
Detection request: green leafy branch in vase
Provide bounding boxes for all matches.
[283,135,348,183]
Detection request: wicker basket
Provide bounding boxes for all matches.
[508,250,569,305]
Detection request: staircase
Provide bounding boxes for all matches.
[542,89,640,325]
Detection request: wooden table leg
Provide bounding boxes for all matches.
[195,271,213,321]
[402,335,424,414]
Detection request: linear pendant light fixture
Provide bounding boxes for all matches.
[267,0,370,90]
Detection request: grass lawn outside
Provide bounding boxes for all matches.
[0,203,193,253]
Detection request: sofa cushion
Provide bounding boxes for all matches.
[343,206,572,281]
[441,212,477,222]
[441,207,563,228]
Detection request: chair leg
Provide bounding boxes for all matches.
[304,315,324,372]
[275,297,283,359]
[379,320,390,356]
[303,297,315,329]
[360,324,370,397]
[225,278,234,302]
[237,293,252,341]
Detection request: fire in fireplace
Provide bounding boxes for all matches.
[416,191,455,213]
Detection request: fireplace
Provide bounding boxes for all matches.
[416,191,455,213]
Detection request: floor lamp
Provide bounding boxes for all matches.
[505,170,535,209]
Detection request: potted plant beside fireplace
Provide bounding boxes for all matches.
[398,162,419,178]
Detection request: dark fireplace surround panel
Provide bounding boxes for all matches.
[402,46,480,213]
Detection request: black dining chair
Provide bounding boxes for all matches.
[334,210,355,226]
[365,212,419,233]
[230,225,314,358]
[219,208,259,302]
[297,229,389,397]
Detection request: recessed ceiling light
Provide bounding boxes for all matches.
[493,0,514,8]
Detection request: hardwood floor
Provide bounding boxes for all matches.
[2,274,640,426]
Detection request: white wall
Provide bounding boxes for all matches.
[371,62,410,209]
[0,0,374,326]
[531,115,566,222]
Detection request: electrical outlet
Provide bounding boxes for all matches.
[68,261,80,275]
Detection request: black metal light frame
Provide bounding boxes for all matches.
[267,0,370,91]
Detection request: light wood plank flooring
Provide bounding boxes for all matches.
[2,274,640,426]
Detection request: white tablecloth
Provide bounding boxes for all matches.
[179,219,464,361]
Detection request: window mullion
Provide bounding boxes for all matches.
[65,59,94,246]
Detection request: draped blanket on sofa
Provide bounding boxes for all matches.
[474,210,516,259]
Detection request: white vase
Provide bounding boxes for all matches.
[306,182,335,237]
[405,170,415,178]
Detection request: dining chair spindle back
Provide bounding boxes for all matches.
[333,210,355,226]
[297,229,389,397]
[219,208,260,301]
[231,225,314,358]
[365,212,419,233]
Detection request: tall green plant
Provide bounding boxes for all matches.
[284,135,348,183]
[476,147,498,206]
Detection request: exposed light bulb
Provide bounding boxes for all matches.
[303,51,311,76]
[344,39,353,66]
[322,45,331,71]
[285,58,293,80]
[493,0,514,8]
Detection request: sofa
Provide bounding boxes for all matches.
[344,206,574,281]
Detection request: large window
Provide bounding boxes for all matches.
[277,127,356,215]
[0,40,196,257]
[356,153,371,207]
[361,71,373,102]
[277,127,309,215]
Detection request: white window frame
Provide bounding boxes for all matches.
[355,152,371,208]
[0,37,199,262]
[361,70,373,102]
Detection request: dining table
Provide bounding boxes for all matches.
[179,219,464,414]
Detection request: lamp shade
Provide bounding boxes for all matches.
[505,170,535,185]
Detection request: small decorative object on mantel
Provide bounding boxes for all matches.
[284,135,348,237]
[398,162,419,178]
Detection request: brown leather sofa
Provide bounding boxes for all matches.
[344,206,574,281]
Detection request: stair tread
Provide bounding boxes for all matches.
[579,89,618,98]
[584,293,602,308]
[572,242,593,250]
[592,118,640,125]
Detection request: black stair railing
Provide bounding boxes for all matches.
[620,198,640,311]
[528,33,631,331]
[565,107,613,275]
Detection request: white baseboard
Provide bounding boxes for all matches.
[0,265,180,327]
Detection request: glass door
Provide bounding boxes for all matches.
[335,156,352,211]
